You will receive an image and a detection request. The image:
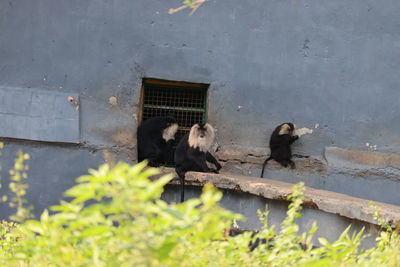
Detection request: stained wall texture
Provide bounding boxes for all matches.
[1,0,400,217]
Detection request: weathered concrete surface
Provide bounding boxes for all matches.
[0,139,134,219]
[215,145,400,206]
[0,87,80,143]
[216,145,400,176]
[1,0,400,154]
[160,170,384,248]
[162,185,378,248]
[325,146,400,170]
[157,169,400,226]
[0,0,400,223]
[215,144,327,174]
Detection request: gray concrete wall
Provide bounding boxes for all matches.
[219,146,400,206]
[2,0,400,153]
[1,0,400,217]
[0,140,104,218]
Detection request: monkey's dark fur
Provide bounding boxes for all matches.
[175,123,221,202]
[260,123,299,177]
[137,116,179,167]
[226,228,316,252]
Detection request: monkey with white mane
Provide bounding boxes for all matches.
[175,123,221,202]
[260,122,299,178]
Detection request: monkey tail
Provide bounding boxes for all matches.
[176,169,186,203]
[260,157,272,178]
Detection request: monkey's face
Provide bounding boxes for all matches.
[198,127,207,139]
[278,123,296,135]
[188,123,215,152]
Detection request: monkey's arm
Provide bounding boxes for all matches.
[187,151,210,172]
[161,140,176,166]
[289,135,299,144]
[193,157,211,172]
[141,142,163,167]
[206,152,222,171]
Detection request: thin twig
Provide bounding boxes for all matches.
[169,0,208,15]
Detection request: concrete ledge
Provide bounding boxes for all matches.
[216,145,400,176]
[215,145,327,174]
[157,169,400,227]
[325,146,400,170]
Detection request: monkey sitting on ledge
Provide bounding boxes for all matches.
[175,123,221,202]
[261,123,299,178]
[137,116,179,167]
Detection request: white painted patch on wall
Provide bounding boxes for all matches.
[365,142,378,151]
[109,96,118,106]
[295,127,313,137]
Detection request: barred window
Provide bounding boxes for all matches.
[140,78,209,141]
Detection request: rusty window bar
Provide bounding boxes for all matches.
[141,78,209,142]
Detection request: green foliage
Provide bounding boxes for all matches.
[8,151,33,222]
[0,145,33,222]
[0,161,399,266]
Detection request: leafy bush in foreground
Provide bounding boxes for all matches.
[0,161,399,266]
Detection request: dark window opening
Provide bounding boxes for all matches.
[140,78,209,142]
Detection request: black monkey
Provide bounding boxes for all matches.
[226,229,315,252]
[175,123,221,202]
[260,123,299,177]
[137,116,179,167]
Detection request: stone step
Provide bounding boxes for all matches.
[157,168,400,227]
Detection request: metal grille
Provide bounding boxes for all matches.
[141,79,208,141]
